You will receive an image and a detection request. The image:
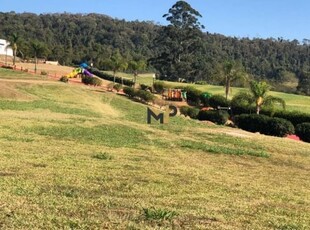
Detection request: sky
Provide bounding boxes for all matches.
[1,0,309,41]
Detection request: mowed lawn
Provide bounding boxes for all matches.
[0,68,309,229]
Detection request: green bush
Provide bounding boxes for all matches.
[262,110,310,127]
[234,114,294,137]
[180,106,199,119]
[136,90,155,103]
[180,106,189,116]
[198,110,229,125]
[200,92,212,107]
[81,76,102,86]
[183,86,203,106]
[113,83,122,92]
[59,76,69,83]
[153,82,167,93]
[295,123,310,142]
[265,117,295,137]
[123,86,136,98]
[209,94,230,109]
[40,70,48,75]
[234,114,269,133]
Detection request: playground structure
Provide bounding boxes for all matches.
[162,89,187,101]
[66,63,92,78]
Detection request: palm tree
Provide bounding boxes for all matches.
[222,60,248,100]
[232,80,286,114]
[30,41,45,73]
[11,33,19,66]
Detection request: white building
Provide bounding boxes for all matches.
[0,39,13,56]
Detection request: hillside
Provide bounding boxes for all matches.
[0,68,309,229]
[1,12,309,93]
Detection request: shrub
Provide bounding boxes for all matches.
[198,110,229,125]
[136,90,155,103]
[295,123,310,142]
[59,76,69,83]
[265,117,295,137]
[265,110,310,127]
[123,86,136,98]
[153,82,167,94]
[234,114,294,137]
[113,83,122,92]
[40,70,48,75]
[183,86,203,106]
[140,84,150,91]
[81,76,102,86]
[1,65,13,70]
[209,94,230,109]
[200,92,212,106]
[180,106,189,116]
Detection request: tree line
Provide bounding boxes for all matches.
[0,10,309,94]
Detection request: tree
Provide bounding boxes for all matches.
[10,33,19,66]
[149,1,206,82]
[221,60,248,100]
[232,80,286,114]
[105,50,128,84]
[297,71,310,95]
[30,41,48,73]
[128,60,147,83]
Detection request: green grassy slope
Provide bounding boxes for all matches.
[0,68,309,229]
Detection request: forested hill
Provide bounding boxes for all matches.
[1,12,309,93]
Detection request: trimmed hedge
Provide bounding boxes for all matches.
[81,76,102,86]
[180,106,199,119]
[295,123,310,143]
[123,86,136,98]
[153,82,167,93]
[209,94,230,109]
[261,110,310,127]
[198,110,229,125]
[89,68,134,86]
[234,114,294,137]
[183,86,203,106]
[135,90,155,103]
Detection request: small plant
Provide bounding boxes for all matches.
[113,83,123,92]
[59,76,69,83]
[92,153,112,160]
[41,70,48,75]
[142,207,178,221]
[123,86,136,98]
[82,76,102,86]
[136,90,155,103]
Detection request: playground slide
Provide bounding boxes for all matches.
[66,67,92,78]
[67,67,82,78]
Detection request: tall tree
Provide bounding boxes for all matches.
[221,60,248,100]
[128,60,147,83]
[30,41,48,73]
[10,33,19,66]
[105,50,128,84]
[149,1,205,82]
[297,71,310,95]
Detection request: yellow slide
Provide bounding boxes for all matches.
[66,68,82,78]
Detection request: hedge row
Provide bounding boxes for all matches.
[123,86,155,103]
[295,123,310,143]
[81,76,102,86]
[198,110,229,125]
[179,106,200,119]
[89,68,134,87]
[261,110,310,127]
[234,114,295,137]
